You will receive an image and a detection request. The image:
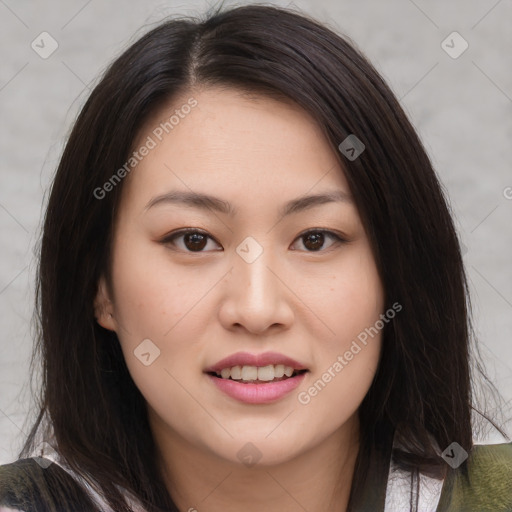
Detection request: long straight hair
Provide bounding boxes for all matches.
[15,3,500,511]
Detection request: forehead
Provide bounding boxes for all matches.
[121,86,351,211]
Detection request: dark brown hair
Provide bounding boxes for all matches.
[4,3,506,511]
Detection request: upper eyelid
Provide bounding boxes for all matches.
[163,228,219,244]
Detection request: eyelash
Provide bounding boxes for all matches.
[160,228,348,253]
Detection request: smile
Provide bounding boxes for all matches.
[206,366,308,404]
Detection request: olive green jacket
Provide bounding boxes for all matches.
[436,442,512,512]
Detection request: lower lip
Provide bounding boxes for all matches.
[206,372,307,404]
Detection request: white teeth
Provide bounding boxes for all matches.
[257,365,275,381]
[283,366,294,377]
[230,365,242,379]
[274,364,285,378]
[241,366,258,380]
[215,364,299,381]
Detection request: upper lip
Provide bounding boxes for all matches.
[204,351,309,373]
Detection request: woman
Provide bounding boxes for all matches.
[0,4,510,511]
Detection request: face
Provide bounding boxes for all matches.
[95,86,385,468]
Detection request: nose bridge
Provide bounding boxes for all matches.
[218,235,295,334]
[234,235,279,299]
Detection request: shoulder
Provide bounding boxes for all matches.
[0,458,99,512]
[436,442,512,511]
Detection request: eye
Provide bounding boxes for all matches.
[161,228,347,253]
[290,229,347,252]
[161,229,221,253]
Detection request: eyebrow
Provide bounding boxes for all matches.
[144,189,352,217]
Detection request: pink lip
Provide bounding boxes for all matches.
[204,351,308,373]
[206,372,307,404]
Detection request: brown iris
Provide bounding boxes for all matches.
[302,232,325,251]
[183,232,208,251]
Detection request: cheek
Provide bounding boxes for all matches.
[302,244,383,409]
[326,245,384,346]
[299,336,381,436]
[108,247,205,424]
[108,237,210,394]
[110,236,196,335]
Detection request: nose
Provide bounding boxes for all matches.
[217,239,294,335]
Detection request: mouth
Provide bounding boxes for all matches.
[203,352,310,403]
[205,366,309,404]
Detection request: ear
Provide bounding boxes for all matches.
[94,275,117,331]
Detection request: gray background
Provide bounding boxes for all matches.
[1,0,511,464]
